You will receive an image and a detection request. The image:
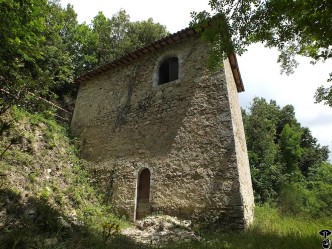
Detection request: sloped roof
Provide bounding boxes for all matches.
[75,27,244,92]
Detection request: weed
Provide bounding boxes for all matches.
[10,106,26,121]
[28,171,38,183]
[40,187,51,201]
[102,221,120,240]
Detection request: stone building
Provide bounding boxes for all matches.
[71,26,254,229]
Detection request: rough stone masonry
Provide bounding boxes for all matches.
[71,27,254,229]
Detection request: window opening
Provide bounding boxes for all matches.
[159,57,179,85]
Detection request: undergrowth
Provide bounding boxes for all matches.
[164,205,331,249]
[0,107,330,248]
[0,107,129,248]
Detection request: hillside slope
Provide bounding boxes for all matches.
[0,108,134,248]
[1,108,330,249]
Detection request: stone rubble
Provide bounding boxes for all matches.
[122,215,201,245]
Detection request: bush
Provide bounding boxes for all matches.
[278,163,332,218]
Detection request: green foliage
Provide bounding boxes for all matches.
[86,10,169,70]
[278,182,315,216]
[71,23,99,76]
[277,163,332,219]
[0,107,132,248]
[190,12,233,70]
[1,106,331,249]
[243,97,330,204]
[243,98,281,202]
[315,84,332,107]
[0,2,169,116]
[127,18,169,52]
[192,0,332,106]
[0,0,74,115]
[161,205,327,249]
[279,124,303,174]
[307,163,332,216]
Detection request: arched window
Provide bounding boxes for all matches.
[158,57,179,85]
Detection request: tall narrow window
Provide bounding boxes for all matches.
[158,57,179,85]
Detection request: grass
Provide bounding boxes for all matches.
[2,204,325,249]
[164,205,330,249]
[1,107,330,248]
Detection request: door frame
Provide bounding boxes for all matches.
[134,167,152,220]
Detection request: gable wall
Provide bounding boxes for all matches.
[72,36,208,159]
[71,35,254,229]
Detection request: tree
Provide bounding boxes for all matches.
[71,23,99,76]
[276,105,298,137]
[243,97,281,202]
[89,10,169,69]
[191,0,332,105]
[243,97,329,203]
[127,18,169,52]
[279,124,303,174]
[299,128,329,177]
[0,0,77,115]
[92,11,121,65]
[41,2,75,95]
[0,0,48,114]
[0,3,169,116]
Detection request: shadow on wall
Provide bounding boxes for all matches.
[91,80,199,160]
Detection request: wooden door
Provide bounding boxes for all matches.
[136,168,151,220]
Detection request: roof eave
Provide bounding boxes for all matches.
[74,27,196,84]
[74,21,245,93]
[228,53,245,92]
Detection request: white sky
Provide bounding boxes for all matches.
[61,0,332,161]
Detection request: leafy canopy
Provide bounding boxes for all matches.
[191,0,332,105]
[0,1,169,116]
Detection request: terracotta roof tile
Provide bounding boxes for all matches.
[75,26,244,92]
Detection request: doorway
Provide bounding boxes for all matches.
[136,168,151,220]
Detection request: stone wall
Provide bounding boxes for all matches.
[71,35,254,229]
[224,59,255,227]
